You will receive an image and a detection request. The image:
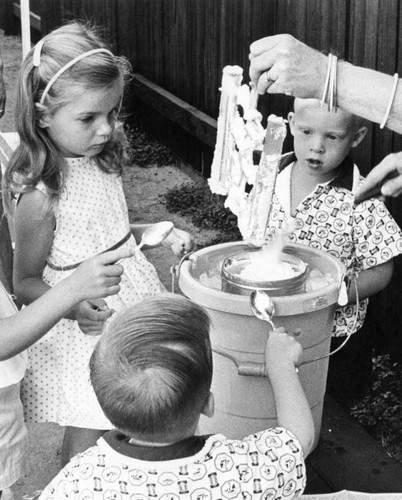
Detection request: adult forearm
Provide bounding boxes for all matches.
[249,34,402,134]
[337,62,402,134]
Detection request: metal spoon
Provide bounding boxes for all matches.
[115,221,174,300]
[250,289,299,373]
[250,290,275,329]
[136,221,174,251]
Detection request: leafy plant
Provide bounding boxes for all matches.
[125,123,174,167]
[164,183,242,244]
[350,354,402,463]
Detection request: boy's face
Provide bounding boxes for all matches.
[288,100,366,182]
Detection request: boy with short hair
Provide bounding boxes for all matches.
[267,98,402,338]
[265,98,402,401]
[38,293,314,500]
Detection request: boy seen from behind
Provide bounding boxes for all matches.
[39,294,314,500]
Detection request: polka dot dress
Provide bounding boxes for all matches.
[21,157,164,429]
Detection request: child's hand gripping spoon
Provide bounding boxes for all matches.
[250,290,299,373]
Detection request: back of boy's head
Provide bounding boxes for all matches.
[90,294,213,437]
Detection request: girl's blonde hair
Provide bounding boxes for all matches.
[2,22,132,214]
[90,294,213,437]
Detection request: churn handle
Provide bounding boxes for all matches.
[213,346,267,377]
[170,251,195,293]
[298,274,359,367]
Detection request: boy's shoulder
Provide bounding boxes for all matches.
[38,429,306,500]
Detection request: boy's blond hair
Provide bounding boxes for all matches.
[90,294,212,437]
[293,97,365,129]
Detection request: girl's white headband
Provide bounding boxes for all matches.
[32,41,114,105]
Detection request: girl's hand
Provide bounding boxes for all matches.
[66,247,133,302]
[162,228,194,257]
[72,299,114,336]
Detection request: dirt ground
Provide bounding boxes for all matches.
[1,35,218,499]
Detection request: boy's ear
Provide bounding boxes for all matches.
[287,111,296,135]
[201,391,214,418]
[351,126,368,148]
[35,102,50,128]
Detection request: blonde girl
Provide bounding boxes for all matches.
[2,22,192,466]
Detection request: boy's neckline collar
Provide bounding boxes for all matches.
[103,429,209,462]
[279,152,355,191]
[128,436,178,447]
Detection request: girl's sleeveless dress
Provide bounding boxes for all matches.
[21,157,165,429]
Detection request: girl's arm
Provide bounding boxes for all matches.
[13,189,54,304]
[346,260,394,304]
[0,248,128,360]
[13,189,114,334]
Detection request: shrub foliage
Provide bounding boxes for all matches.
[164,182,242,244]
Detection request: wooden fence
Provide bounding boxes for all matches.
[2,0,402,359]
[3,1,402,175]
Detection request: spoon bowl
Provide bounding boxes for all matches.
[137,221,174,250]
[250,289,275,329]
[250,290,299,373]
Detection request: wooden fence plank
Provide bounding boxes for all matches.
[131,74,216,148]
[11,1,42,33]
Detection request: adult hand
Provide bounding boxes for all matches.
[249,34,327,99]
[355,152,402,202]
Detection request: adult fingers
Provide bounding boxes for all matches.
[382,175,402,198]
[249,34,293,86]
[249,34,291,57]
[356,153,402,201]
[256,69,278,95]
